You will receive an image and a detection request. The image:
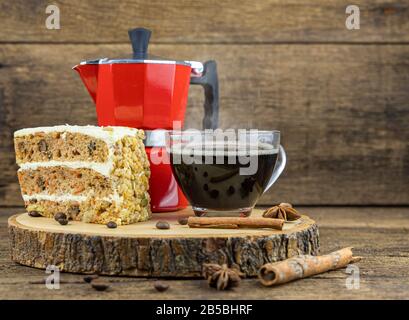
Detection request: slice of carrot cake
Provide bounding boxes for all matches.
[14,125,151,225]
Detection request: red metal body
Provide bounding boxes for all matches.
[75,63,192,129]
[146,147,189,212]
[73,62,191,211]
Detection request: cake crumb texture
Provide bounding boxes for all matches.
[15,132,109,163]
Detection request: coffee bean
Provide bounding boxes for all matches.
[210,189,219,199]
[54,212,66,221]
[107,221,117,229]
[83,275,99,283]
[28,211,41,217]
[38,139,48,153]
[203,184,209,191]
[156,221,170,230]
[227,186,235,195]
[154,281,169,292]
[178,217,189,225]
[57,218,68,225]
[91,280,109,292]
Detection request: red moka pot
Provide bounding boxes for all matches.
[73,28,219,212]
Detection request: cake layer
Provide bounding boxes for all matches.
[14,131,109,164]
[17,167,112,197]
[14,125,139,141]
[24,196,150,224]
[25,198,83,220]
[18,160,113,176]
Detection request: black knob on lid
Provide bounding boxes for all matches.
[128,27,151,59]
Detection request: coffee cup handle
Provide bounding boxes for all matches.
[264,145,286,193]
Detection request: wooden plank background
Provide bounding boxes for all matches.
[0,0,408,43]
[0,0,408,207]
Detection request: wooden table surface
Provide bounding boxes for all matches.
[1,206,408,300]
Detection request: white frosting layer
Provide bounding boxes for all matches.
[23,194,86,202]
[14,125,139,142]
[22,193,122,203]
[18,161,113,176]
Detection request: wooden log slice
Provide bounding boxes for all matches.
[8,208,319,278]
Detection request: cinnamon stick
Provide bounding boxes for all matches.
[187,216,284,230]
[258,247,362,286]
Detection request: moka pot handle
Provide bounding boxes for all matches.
[190,60,219,129]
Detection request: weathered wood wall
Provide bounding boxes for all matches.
[1,0,408,206]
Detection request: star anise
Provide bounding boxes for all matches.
[202,263,245,290]
[262,203,301,221]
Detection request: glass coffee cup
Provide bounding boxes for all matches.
[166,130,286,217]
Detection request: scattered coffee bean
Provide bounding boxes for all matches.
[154,281,169,292]
[57,218,68,226]
[38,139,48,153]
[91,280,109,292]
[107,221,117,229]
[54,212,67,221]
[156,221,170,230]
[83,275,99,283]
[28,211,41,217]
[178,217,189,225]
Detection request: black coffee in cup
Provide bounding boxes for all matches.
[169,143,278,216]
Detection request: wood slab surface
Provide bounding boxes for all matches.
[8,209,319,277]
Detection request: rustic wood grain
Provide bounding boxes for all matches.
[8,209,319,277]
[1,206,409,299]
[0,0,408,43]
[0,44,408,206]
